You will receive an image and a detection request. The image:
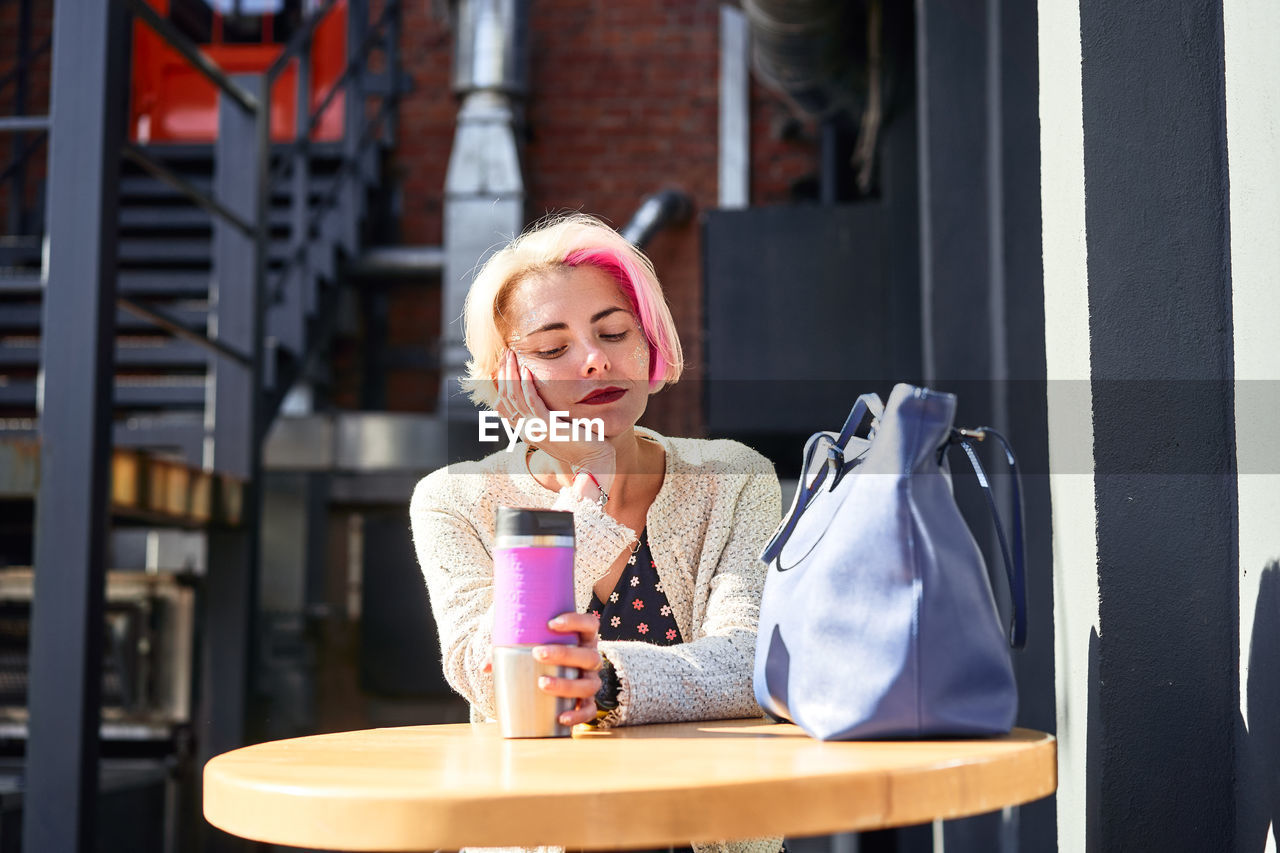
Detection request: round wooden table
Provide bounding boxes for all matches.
[204,718,1056,851]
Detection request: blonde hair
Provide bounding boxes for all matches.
[461,213,684,408]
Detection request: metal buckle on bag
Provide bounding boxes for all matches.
[825,441,844,488]
[942,427,986,464]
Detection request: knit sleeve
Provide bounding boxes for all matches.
[550,487,639,609]
[598,446,781,727]
[410,468,503,720]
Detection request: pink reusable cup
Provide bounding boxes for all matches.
[491,506,576,737]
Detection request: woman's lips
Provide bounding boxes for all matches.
[578,387,626,405]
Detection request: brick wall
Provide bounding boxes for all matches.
[0,1,820,431]
[389,0,818,433]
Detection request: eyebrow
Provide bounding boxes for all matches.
[526,306,629,336]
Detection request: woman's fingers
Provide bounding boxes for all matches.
[537,670,602,699]
[560,699,600,728]
[533,643,602,671]
[496,351,520,418]
[533,612,605,719]
[519,364,551,421]
[547,612,600,647]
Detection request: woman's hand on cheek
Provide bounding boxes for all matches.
[533,612,604,727]
[494,349,552,431]
[495,350,616,481]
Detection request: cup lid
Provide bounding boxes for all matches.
[495,506,576,540]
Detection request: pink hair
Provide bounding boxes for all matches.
[564,246,678,389]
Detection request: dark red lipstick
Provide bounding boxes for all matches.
[578,386,626,404]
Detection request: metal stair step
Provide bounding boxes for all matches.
[118,271,210,297]
[119,174,339,202]
[0,272,213,297]
[0,340,209,368]
[0,379,206,409]
[119,206,294,232]
[0,240,41,268]
[0,303,207,333]
[0,274,43,296]
[129,140,347,168]
[118,237,298,267]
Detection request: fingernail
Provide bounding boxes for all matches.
[560,714,573,725]
[533,646,549,660]
[549,616,566,627]
[538,676,552,688]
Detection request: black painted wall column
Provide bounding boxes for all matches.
[1079,0,1238,847]
[23,1,129,850]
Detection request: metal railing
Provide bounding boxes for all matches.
[119,0,402,404]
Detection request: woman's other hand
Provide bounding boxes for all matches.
[533,612,604,727]
[494,349,617,492]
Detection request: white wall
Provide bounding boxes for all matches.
[1225,1,1280,850]
[1038,1,1098,849]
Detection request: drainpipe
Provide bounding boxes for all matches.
[441,0,529,424]
[621,190,694,249]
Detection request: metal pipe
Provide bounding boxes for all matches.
[452,0,529,95]
[345,245,445,278]
[620,190,694,249]
[442,0,529,415]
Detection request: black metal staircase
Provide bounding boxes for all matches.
[1,140,382,462]
[0,0,404,849]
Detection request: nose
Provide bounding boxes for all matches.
[580,341,610,376]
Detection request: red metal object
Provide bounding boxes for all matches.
[130,0,348,143]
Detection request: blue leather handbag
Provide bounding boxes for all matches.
[753,383,1027,740]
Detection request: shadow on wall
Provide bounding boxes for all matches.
[1240,561,1280,851]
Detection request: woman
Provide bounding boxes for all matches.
[410,213,780,739]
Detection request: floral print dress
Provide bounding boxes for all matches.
[587,528,684,645]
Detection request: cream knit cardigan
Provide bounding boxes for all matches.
[409,427,783,853]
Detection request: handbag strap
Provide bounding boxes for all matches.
[761,394,885,566]
[759,431,836,565]
[951,427,1028,650]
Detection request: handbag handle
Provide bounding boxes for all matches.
[759,431,837,565]
[950,427,1028,650]
[760,394,884,565]
[837,392,884,447]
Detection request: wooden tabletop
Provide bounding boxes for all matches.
[204,718,1057,851]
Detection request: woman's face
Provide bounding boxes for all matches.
[503,264,652,437]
